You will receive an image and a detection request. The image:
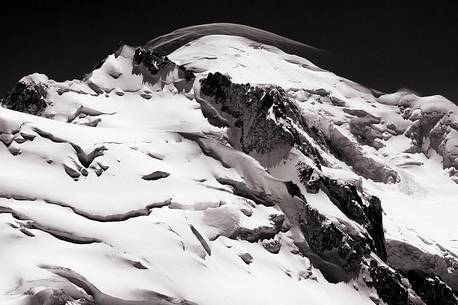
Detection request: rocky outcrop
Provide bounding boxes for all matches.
[298,204,372,280]
[296,161,321,193]
[142,171,170,181]
[198,72,428,305]
[367,260,425,305]
[190,224,211,256]
[1,81,48,115]
[239,252,254,264]
[132,47,195,92]
[200,73,295,154]
[296,192,427,305]
[199,72,322,167]
[133,48,173,75]
[365,196,386,260]
[319,176,387,261]
[386,239,458,292]
[295,159,387,261]
[405,270,458,305]
[200,73,399,183]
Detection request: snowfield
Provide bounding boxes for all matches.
[0,24,457,305]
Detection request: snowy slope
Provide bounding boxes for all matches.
[1,25,457,305]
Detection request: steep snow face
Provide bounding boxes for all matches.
[0,29,457,305]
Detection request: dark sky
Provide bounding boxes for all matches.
[1,1,457,101]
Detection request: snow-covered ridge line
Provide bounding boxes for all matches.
[144,23,329,65]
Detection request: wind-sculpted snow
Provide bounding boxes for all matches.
[1,26,457,305]
[144,23,329,66]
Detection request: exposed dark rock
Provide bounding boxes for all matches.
[368,260,425,305]
[239,252,253,264]
[365,196,386,260]
[20,227,35,237]
[63,164,81,179]
[296,160,387,262]
[133,48,172,75]
[285,181,306,200]
[299,204,371,277]
[70,144,107,168]
[200,73,295,156]
[132,47,195,92]
[200,72,398,183]
[386,239,458,292]
[405,270,458,305]
[296,186,415,304]
[200,72,322,167]
[190,224,211,256]
[198,74,419,303]
[142,171,170,181]
[319,176,387,261]
[368,263,408,305]
[296,161,321,193]
[1,81,48,115]
[178,65,196,82]
[269,213,286,228]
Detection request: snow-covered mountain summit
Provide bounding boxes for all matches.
[1,24,457,305]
